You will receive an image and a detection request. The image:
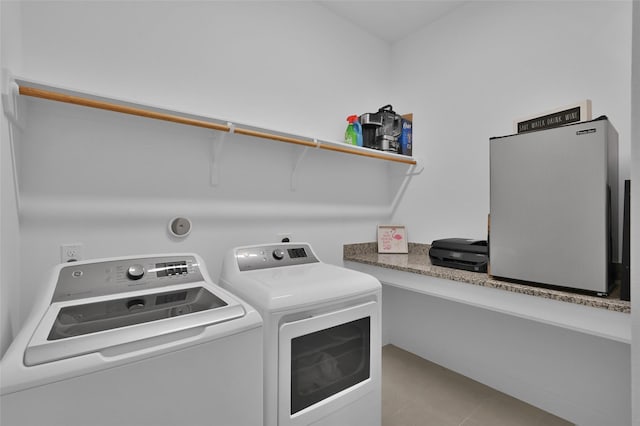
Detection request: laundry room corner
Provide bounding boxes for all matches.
[3,1,406,346]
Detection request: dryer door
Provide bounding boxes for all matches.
[278,301,380,426]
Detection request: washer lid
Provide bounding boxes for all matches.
[227,263,380,312]
[24,282,245,366]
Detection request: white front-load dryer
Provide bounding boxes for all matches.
[0,253,263,426]
[220,243,381,426]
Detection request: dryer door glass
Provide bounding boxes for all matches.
[290,316,370,414]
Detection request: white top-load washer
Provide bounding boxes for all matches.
[220,243,381,426]
[1,253,263,426]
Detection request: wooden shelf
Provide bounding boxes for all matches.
[13,77,417,166]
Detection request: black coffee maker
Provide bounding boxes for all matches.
[359,105,402,152]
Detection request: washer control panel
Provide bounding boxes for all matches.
[52,255,203,303]
[236,243,319,271]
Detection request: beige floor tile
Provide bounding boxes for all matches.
[466,394,551,426]
[382,345,492,424]
[382,345,573,426]
[535,412,576,426]
[382,380,411,423]
[384,399,459,426]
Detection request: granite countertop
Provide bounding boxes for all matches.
[344,242,630,314]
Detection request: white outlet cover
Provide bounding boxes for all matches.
[60,243,84,263]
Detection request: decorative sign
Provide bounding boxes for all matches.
[377,225,408,254]
[513,100,592,134]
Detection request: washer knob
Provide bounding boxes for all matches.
[272,249,285,260]
[126,264,145,280]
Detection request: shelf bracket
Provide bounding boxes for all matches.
[210,122,234,187]
[405,162,424,176]
[1,69,22,213]
[290,139,318,191]
[2,68,21,128]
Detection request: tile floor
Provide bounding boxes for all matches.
[382,344,573,426]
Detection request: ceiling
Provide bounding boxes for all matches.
[316,1,468,43]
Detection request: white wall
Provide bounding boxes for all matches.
[6,1,403,342]
[390,1,632,243]
[1,1,23,357]
[20,1,391,141]
[630,1,639,424]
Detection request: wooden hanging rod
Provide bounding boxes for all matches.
[234,128,317,148]
[18,84,416,165]
[18,86,232,132]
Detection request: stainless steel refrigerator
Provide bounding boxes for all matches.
[489,116,618,295]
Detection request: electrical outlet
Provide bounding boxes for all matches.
[61,243,84,263]
[277,233,292,243]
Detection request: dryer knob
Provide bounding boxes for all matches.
[126,264,145,280]
[272,249,285,260]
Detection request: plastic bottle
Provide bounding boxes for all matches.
[345,115,363,146]
[399,117,412,155]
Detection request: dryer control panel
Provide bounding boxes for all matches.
[52,255,204,302]
[235,243,319,271]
